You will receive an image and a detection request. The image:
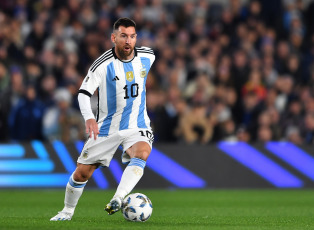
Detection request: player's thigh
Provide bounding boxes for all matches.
[121,128,154,162]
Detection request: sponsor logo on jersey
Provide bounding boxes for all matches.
[85,76,89,82]
[112,76,119,81]
[126,71,134,82]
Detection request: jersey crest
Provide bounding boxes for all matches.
[140,64,147,78]
[126,71,134,82]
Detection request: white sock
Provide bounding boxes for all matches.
[62,174,87,214]
[113,158,146,200]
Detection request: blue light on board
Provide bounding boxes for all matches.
[0,141,57,187]
[2,140,312,188]
[0,144,24,158]
[0,174,70,187]
[108,159,123,183]
[52,140,76,172]
[0,159,54,172]
[147,148,207,188]
[266,142,314,181]
[74,141,84,154]
[31,140,50,159]
[218,142,303,188]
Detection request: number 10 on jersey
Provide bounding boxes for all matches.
[123,83,139,99]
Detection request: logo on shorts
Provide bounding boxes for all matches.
[126,71,134,82]
[82,150,89,159]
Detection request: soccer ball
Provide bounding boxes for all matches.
[121,193,153,222]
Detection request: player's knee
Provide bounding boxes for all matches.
[134,150,150,161]
[73,171,90,182]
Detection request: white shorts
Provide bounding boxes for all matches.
[77,128,154,167]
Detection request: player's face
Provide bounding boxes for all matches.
[112,26,137,60]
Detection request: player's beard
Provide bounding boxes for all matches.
[116,45,134,60]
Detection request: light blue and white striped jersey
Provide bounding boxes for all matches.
[79,47,155,137]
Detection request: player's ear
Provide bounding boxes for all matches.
[111,33,116,43]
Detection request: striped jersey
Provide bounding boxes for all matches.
[79,46,155,137]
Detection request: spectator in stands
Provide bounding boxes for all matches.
[257,125,273,143]
[37,74,57,108]
[24,19,48,53]
[302,112,314,144]
[239,91,262,140]
[284,53,304,85]
[0,62,9,92]
[214,55,233,87]
[9,66,25,108]
[8,84,45,141]
[177,101,213,144]
[153,86,186,142]
[273,75,295,112]
[215,118,237,142]
[274,40,291,75]
[42,88,84,143]
[231,49,250,98]
[285,125,303,145]
[184,72,215,105]
[281,98,304,135]
[242,69,267,102]
[236,125,251,142]
[262,55,278,88]
[268,107,282,140]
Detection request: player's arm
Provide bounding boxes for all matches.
[78,92,99,140]
[78,70,102,140]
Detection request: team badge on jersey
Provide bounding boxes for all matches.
[126,71,134,82]
[140,64,147,78]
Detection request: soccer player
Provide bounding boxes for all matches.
[50,17,155,221]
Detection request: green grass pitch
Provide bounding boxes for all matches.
[0,189,313,230]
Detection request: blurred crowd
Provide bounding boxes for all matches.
[0,0,314,145]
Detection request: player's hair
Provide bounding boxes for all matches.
[113,18,136,31]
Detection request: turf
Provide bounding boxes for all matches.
[0,189,313,230]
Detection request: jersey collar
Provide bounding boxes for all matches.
[112,47,138,63]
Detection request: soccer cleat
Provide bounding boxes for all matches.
[50,211,73,221]
[105,197,122,215]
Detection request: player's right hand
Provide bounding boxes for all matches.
[85,119,99,140]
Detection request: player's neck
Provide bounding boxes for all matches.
[121,55,134,62]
